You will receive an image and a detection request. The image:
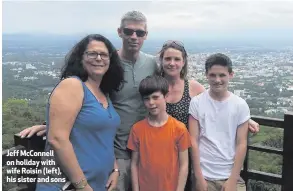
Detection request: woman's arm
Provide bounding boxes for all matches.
[106,160,120,191]
[48,78,92,190]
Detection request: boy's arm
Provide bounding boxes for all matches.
[188,96,207,190]
[176,149,189,191]
[131,151,140,191]
[188,115,206,183]
[223,100,250,191]
[230,120,249,181]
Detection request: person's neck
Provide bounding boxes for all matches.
[86,76,102,92]
[165,75,183,87]
[119,48,140,63]
[209,89,230,101]
[148,112,169,127]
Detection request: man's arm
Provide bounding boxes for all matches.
[19,125,46,138]
[131,151,140,191]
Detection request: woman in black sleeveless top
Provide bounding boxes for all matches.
[157,41,205,191]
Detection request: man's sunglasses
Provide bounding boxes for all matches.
[122,28,147,37]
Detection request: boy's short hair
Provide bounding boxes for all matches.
[139,75,169,97]
[205,53,233,73]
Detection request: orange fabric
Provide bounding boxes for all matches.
[127,116,191,191]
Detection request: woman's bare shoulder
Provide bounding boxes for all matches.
[189,80,205,97]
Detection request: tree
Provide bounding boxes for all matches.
[2,98,46,149]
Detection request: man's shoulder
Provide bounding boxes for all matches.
[139,51,156,64]
[139,51,155,59]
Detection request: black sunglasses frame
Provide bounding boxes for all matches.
[122,28,147,37]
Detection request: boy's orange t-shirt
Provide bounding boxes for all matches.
[127,116,191,191]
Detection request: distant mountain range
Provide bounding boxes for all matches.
[3,33,293,55]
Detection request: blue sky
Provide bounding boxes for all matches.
[3,1,293,41]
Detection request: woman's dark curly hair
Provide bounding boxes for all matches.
[61,34,124,94]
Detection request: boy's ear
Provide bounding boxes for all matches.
[164,92,169,99]
[205,71,208,79]
[229,71,234,79]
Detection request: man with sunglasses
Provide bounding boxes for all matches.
[111,10,158,191]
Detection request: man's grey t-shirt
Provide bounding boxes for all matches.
[110,51,157,159]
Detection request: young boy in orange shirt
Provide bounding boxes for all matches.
[127,75,191,191]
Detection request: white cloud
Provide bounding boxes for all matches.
[2,1,293,34]
[146,1,293,30]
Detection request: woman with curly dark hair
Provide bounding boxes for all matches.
[35,34,124,191]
